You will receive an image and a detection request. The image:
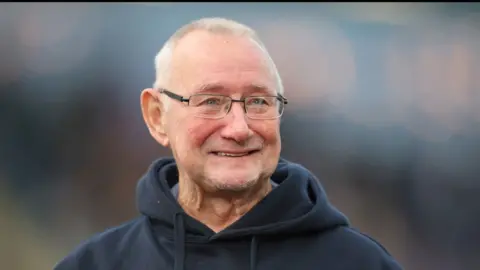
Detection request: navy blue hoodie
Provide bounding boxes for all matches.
[54,157,403,270]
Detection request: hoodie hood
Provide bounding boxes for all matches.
[136,157,349,240]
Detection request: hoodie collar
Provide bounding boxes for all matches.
[136,157,349,240]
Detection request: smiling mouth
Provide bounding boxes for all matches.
[210,150,260,157]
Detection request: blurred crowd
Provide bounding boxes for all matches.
[1,3,480,270]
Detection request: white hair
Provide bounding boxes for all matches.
[153,17,284,108]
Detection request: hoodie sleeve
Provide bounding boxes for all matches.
[344,228,404,270]
[362,232,404,270]
[52,240,91,270]
[53,253,80,270]
[378,249,403,270]
[382,257,403,270]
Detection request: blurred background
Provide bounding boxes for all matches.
[1,3,480,270]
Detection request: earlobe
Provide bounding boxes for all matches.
[140,88,170,147]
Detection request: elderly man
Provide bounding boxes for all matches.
[55,17,403,270]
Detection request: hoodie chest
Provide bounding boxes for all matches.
[142,233,380,270]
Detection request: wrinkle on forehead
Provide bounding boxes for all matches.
[193,82,275,97]
[168,30,277,95]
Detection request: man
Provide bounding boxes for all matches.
[55,17,403,270]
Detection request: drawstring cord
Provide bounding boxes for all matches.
[173,213,185,270]
[250,236,258,270]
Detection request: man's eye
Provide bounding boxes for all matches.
[249,98,268,105]
[204,98,222,105]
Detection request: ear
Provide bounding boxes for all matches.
[140,88,170,147]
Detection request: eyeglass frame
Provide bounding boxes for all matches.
[156,88,288,120]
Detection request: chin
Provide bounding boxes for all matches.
[207,172,259,192]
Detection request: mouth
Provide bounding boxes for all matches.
[210,150,260,158]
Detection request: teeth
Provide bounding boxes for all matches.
[216,152,248,157]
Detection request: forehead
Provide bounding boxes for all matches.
[170,31,277,95]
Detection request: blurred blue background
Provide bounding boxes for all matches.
[1,3,480,270]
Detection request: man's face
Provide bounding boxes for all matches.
[163,31,282,192]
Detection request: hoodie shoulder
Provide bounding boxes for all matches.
[327,226,403,269]
[53,217,145,270]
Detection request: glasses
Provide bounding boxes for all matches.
[158,89,288,120]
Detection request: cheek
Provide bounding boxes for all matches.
[184,119,220,148]
[253,121,281,149]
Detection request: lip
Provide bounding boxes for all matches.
[209,149,261,156]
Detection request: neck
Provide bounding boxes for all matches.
[177,176,272,233]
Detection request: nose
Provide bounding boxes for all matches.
[220,102,252,143]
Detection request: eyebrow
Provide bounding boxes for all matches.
[195,83,274,96]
